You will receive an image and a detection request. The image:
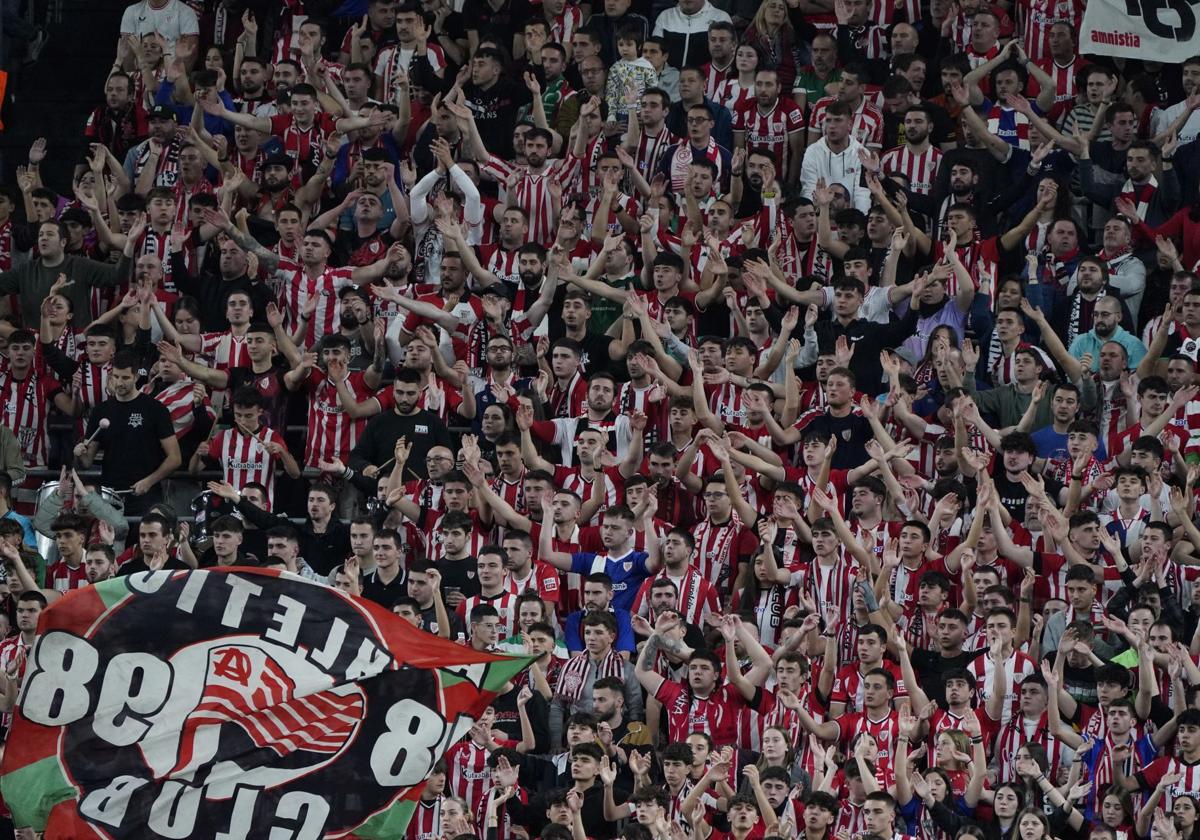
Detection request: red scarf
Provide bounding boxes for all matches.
[1119,176,1157,220]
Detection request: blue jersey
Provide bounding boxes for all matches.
[569,550,652,613]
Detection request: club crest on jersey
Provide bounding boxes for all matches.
[841,429,851,440]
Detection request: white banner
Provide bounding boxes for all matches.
[1079,0,1200,61]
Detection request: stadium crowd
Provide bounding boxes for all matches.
[4,0,1200,837]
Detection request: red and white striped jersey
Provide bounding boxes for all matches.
[0,219,14,274]
[210,425,288,509]
[714,77,754,113]
[555,466,621,526]
[373,43,449,100]
[835,800,867,836]
[268,112,338,182]
[794,556,859,618]
[480,154,581,246]
[633,567,720,627]
[46,558,89,592]
[1018,0,1083,62]
[1138,756,1200,811]
[967,650,1037,727]
[870,0,921,22]
[444,738,493,811]
[147,378,214,438]
[405,478,446,513]
[708,381,747,426]
[73,361,111,417]
[692,513,751,594]
[831,660,908,712]
[478,243,520,287]
[0,365,62,468]
[880,144,943,195]
[740,685,822,755]
[752,203,832,282]
[632,126,680,186]
[1034,55,1086,119]
[200,330,251,378]
[301,368,375,467]
[406,797,444,840]
[703,61,734,98]
[733,97,806,175]
[994,713,1065,784]
[549,4,583,44]
[810,95,885,147]
[834,708,901,760]
[458,588,519,639]
[490,472,527,516]
[277,261,356,348]
[425,517,488,565]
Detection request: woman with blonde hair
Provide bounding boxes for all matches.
[742,0,798,91]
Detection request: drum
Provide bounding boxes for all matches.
[34,482,125,567]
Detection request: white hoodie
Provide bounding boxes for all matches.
[800,135,872,213]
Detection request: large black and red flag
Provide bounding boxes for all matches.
[0,567,533,839]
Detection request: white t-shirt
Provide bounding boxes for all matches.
[120,0,200,53]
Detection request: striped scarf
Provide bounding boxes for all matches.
[555,648,625,705]
[1119,176,1157,220]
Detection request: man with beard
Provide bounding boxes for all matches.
[75,352,181,515]
[533,374,644,467]
[246,152,328,223]
[477,124,585,250]
[1063,295,1148,374]
[923,155,998,238]
[733,70,806,185]
[879,106,943,196]
[333,147,408,234]
[122,105,185,190]
[1080,140,1181,229]
[348,368,456,481]
[84,72,147,163]
[231,57,272,114]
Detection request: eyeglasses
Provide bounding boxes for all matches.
[702,491,728,500]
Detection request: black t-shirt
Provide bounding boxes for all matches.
[226,363,290,430]
[462,78,533,159]
[460,0,529,48]
[911,648,984,708]
[418,603,465,639]
[802,411,874,470]
[362,567,408,609]
[87,394,176,490]
[437,555,480,600]
[992,469,1064,525]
